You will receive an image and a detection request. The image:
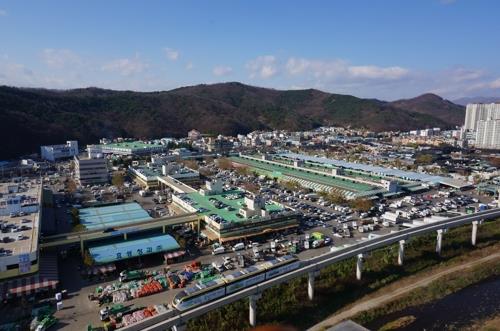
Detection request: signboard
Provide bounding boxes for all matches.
[18,254,31,273]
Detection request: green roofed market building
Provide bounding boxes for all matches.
[172,179,299,243]
[87,140,167,158]
[89,234,180,264]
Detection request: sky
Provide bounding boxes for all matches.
[0,0,500,100]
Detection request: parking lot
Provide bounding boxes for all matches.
[41,162,497,330]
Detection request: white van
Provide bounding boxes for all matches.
[212,246,225,255]
[232,243,245,251]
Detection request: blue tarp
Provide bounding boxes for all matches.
[79,202,152,230]
[89,234,180,264]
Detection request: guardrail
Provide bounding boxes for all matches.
[120,208,500,331]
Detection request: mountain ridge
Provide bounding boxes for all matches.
[0,82,465,158]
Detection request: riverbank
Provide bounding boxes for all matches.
[357,255,500,330]
[308,244,500,331]
[188,219,500,331]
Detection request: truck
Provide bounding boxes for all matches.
[119,270,146,282]
[99,304,129,321]
[35,315,57,331]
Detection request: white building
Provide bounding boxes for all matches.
[476,119,500,149]
[74,156,108,186]
[40,141,78,162]
[464,103,500,131]
[0,180,42,280]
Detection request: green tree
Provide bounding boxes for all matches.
[112,172,125,188]
[349,198,373,212]
[415,154,433,165]
[325,191,347,204]
[216,158,233,170]
[70,207,80,226]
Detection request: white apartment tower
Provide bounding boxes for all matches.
[463,103,500,149]
[464,103,500,131]
[476,119,500,149]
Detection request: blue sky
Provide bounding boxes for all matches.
[1,0,499,100]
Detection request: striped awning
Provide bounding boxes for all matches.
[163,250,186,260]
[87,263,116,275]
[0,253,59,300]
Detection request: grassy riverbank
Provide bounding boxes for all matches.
[188,219,500,331]
[353,255,500,327]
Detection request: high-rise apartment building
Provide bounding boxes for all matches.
[463,103,500,149]
[476,119,500,149]
[464,103,500,131]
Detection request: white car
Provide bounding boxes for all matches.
[232,243,245,251]
[212,246,225,255]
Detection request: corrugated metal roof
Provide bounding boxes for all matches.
[281,153,447,184]
[79,202,152,230]
[89,234,180,264]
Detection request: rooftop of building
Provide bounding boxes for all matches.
[78,202,152,231]
[130,163,199,181]
[0,180,41,259]
[88,234,180,264]
[89,141,165,150]
[230,156,378,193]
[278,153,449,183]
[180,189,283,223]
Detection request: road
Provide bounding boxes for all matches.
[307,250,500,331]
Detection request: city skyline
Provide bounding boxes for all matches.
[1,0,500,100]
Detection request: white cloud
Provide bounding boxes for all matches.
[0,9,7,16]
[164,48,179,61]
[42,49,81,68]
[185,62,194,70]
[212,65,233,76]
[102,56,148,76]
[285,57,408,81]
[246,55,278,79]
[348,66,408,79]
[490,78,500,89]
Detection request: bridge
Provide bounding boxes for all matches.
[118,208,500,331]
[39,213,200,253]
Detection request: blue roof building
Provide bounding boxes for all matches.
[89,234,180,264]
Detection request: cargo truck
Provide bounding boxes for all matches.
[119,270,147,282]
[99,304,129,321]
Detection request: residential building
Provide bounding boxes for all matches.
[188,129,202,141]
[476,119,500,149]
[464,103,500,131]
[40,141,78,161]
[74,156,108,186]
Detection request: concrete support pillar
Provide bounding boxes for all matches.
[356,253,363,281]
[197,219,201,236]
[471,221,479,246]
[436,229,443,255]
[80,238,84,258]
[249,293,261,327]
[398,240,405,266]
[123,232,128,240]
[307,272,315,301]
[171,324,186,331]
[162,224,166,234]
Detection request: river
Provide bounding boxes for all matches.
[365,275,500,330]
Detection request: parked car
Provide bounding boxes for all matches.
[232,243,245,251]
